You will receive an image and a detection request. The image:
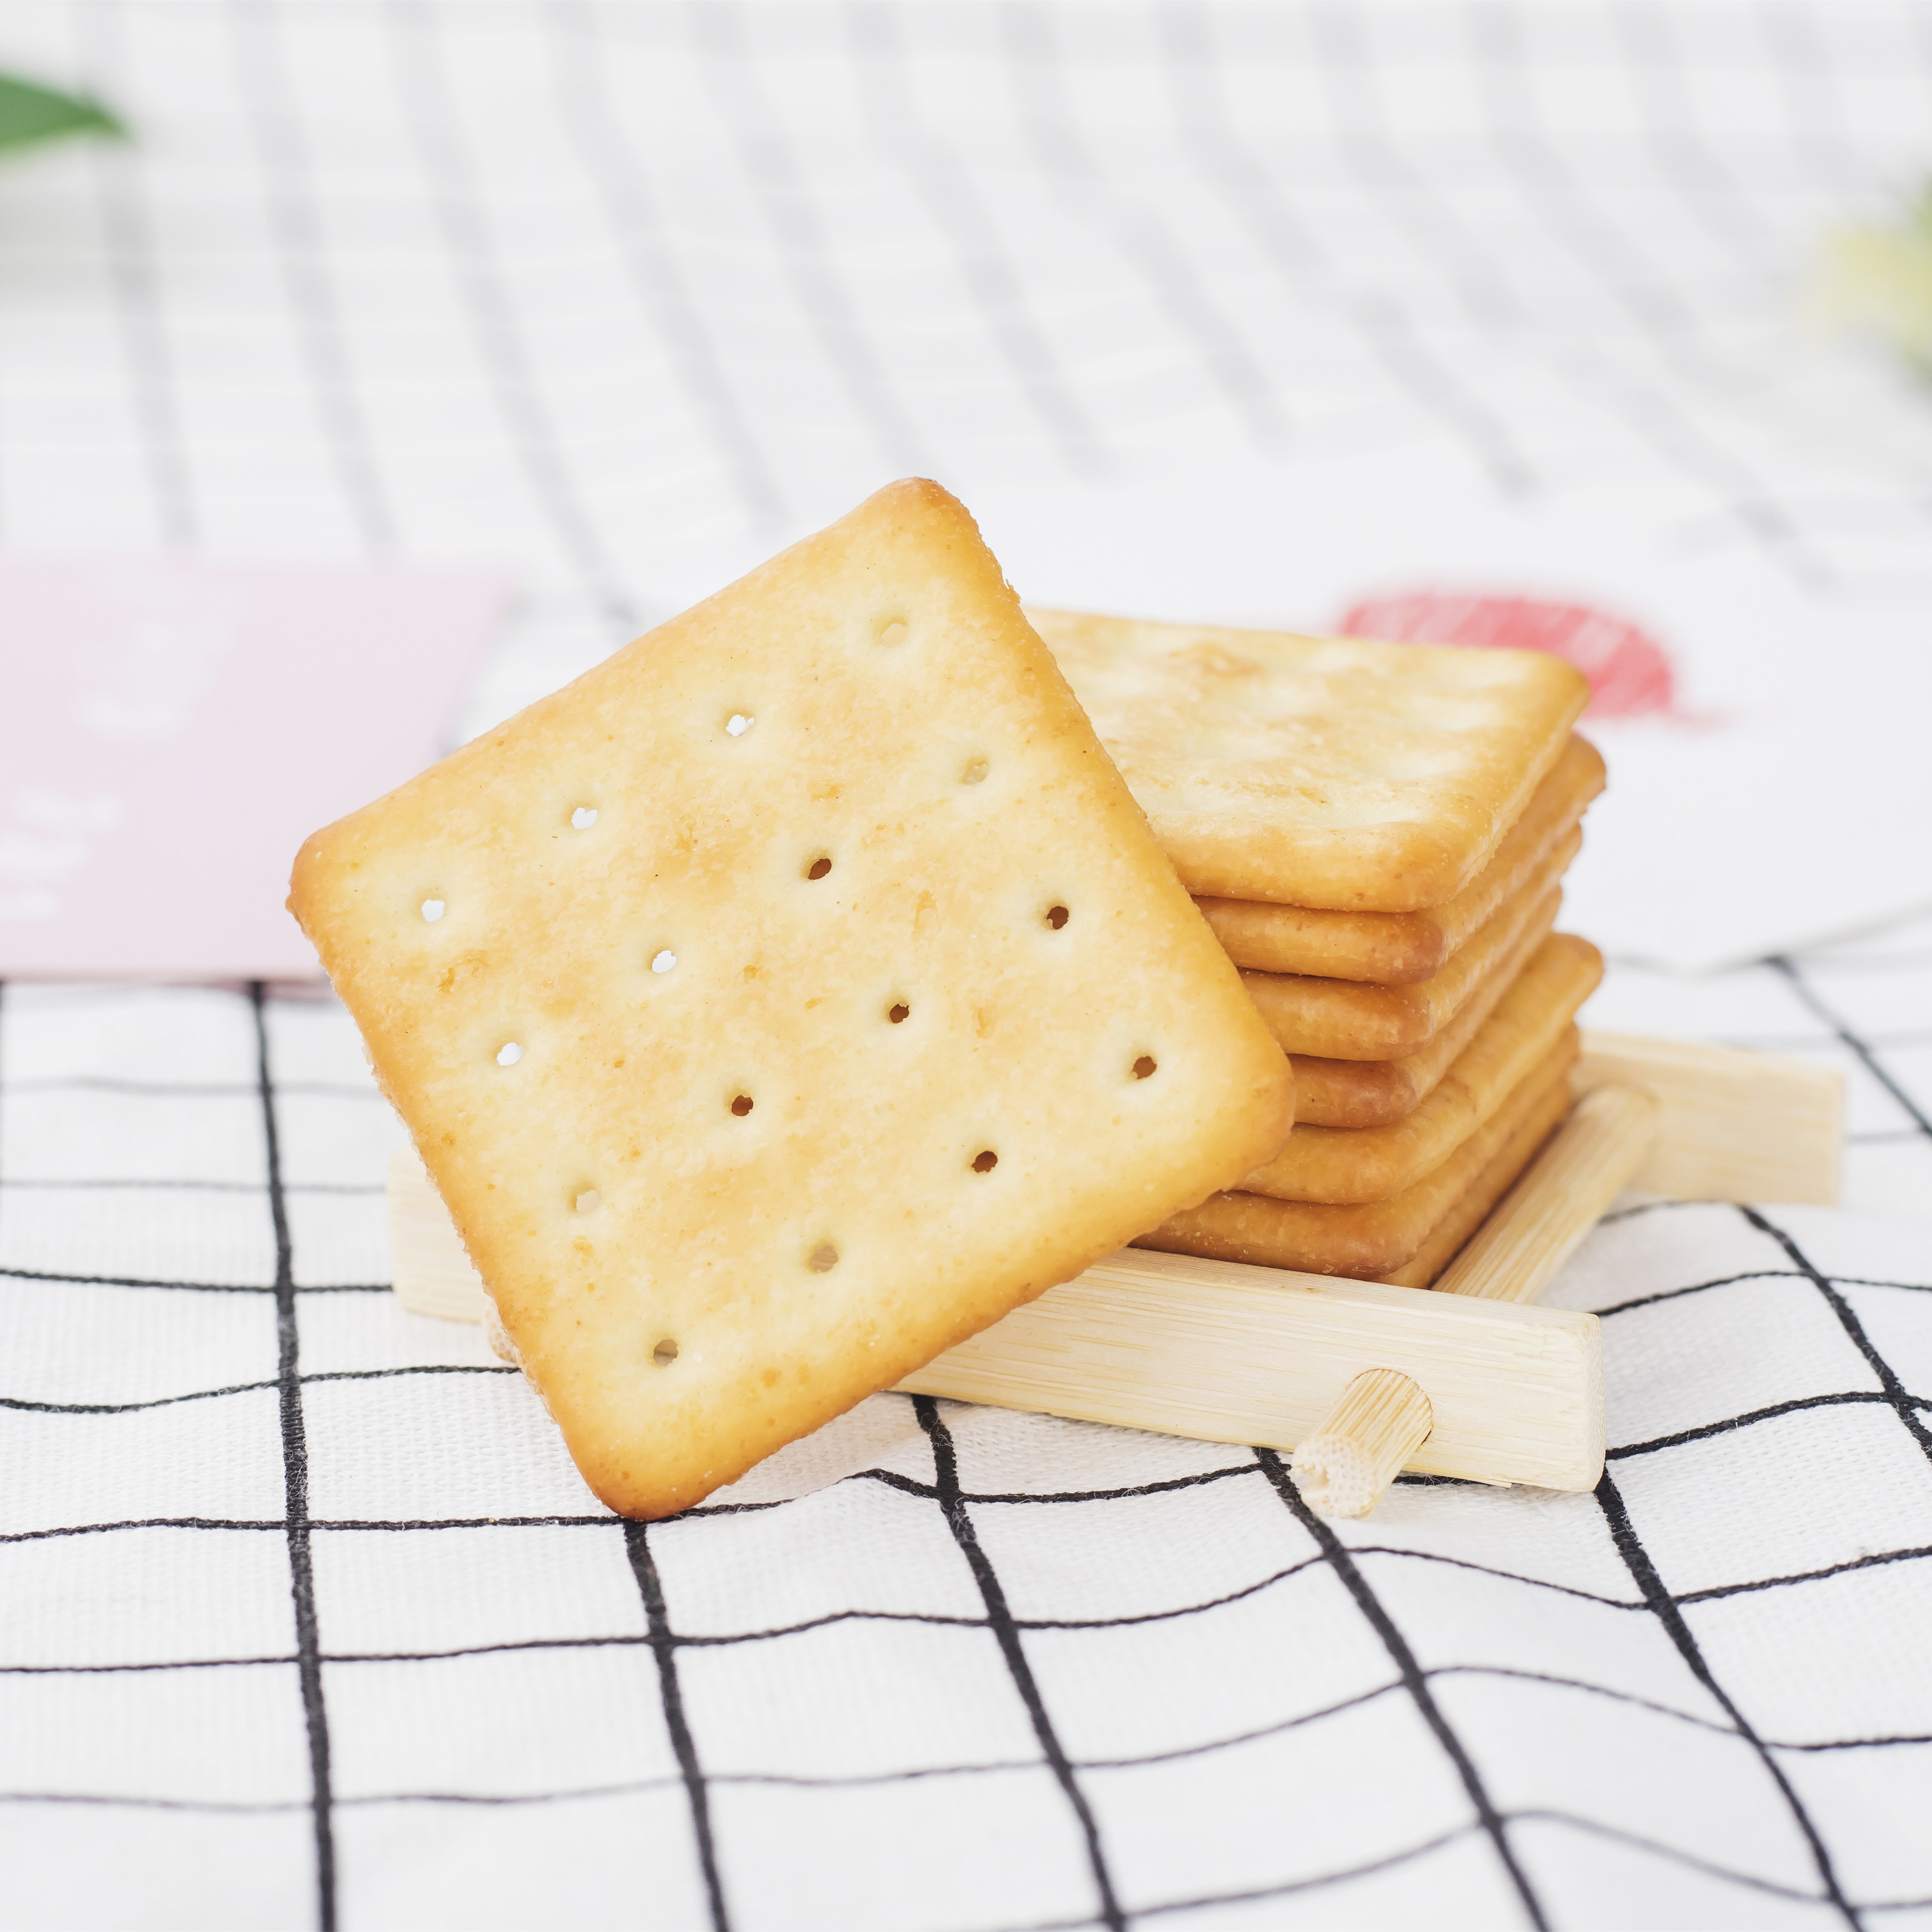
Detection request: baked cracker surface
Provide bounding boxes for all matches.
[1031,608,1590,911]
[291,481,1294,1518]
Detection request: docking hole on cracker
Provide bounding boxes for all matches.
[573,1188,600,1215]
[888,1001,910,1023]
[724,712,754,737]
[1132,1055,1158,1080]
[805,854,833,880]
[652,1338,678,1367]
[876,616,910,647]
[649,949,677,973]
[420,897,445,922]
[1045,903,1070,930]
[730,1093,754,1117]
[972,1148,999,1173]
[570,806,597,830]
[960,756,988,785]
[808,1243,840,1272]
[495,1041,522,1067]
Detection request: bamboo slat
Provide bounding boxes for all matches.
[1574,1029,1839,1204]
[1434,1083,1660,1303]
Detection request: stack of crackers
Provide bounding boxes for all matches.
[292,482,1600,1518]
[1033,611,1602,1290]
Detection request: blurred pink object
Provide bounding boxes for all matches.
[1335,591,1677,719]
[0,556,509,978]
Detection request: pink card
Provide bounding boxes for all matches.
[0,556,511,979]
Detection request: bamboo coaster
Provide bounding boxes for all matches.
[386,1032,1841,1515]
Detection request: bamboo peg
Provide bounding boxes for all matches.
[1291,1368,1435,1519]
[1286,1083,1657,1517]
[1435,1082,1661,1304]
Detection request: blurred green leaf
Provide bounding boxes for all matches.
[1821,183,1932,384]
[0,71,125,157]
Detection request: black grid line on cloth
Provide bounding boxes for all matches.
[81,0,197,547]
[1756,0,1865,196]
[1254,1446,1550,1930]
[623,1520,731,1932]
[250,984,336,1932]
[11,1501,1927,1615]
[849,1,1111,479]
[1743,1206,1932,1466]
[228,0,401,553]
[0,1267,387,1294]
[3,1076,382,1098]
[914,1396,1126,1932]
[386,0,640,630]
[1609,2,1767,262]
[1609,1388,1932,1460]
[18,1348,1931,1474]
[25,1646,1928,1757]
[7,1655,1924,1757]
[5,1657,1931,1788]
[1459,0,1847,545]
[1466,3,1704,360]
[1305,0,1523,334]
[0,1178,382,1194]
[1770,955,1932,1140]
[1595,1468,1860,1928]
[1551,342,1836,590]
[1001,1,1289,452]
[546,0,788,538]
[692,2,934,481]
[1155,1,1324,283]
[1155,6,1539,495]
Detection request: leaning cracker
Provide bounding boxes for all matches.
[1291,880,1561,1129]
[1031,608,1588,910]
[1241,863,1565,1061]
[1241,934,1602,1205]
[1197,735,1604,982]
[1137,1034,1578,1279]
[290,481,1295,1519]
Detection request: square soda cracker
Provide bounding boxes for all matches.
[1238,858,1565,1062]
[1029,608,1590,911]
[290,481,1295,1519]
[1137,1033,1578,1280]
[1197,734,1604,983]
[1240,933,1602,1205]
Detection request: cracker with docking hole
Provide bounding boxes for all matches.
[1138,1032,1578,1280]
[1290,876,1563,1129]
[289,481,1295,1519]
[1195,734,1603,981]
[1241,933,1603,1205]
[1240,855,1566,1062]
[1029,608,1589,910]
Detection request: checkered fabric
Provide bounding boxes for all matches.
[3,940,1931,1928]
[4,3,1932,1926]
